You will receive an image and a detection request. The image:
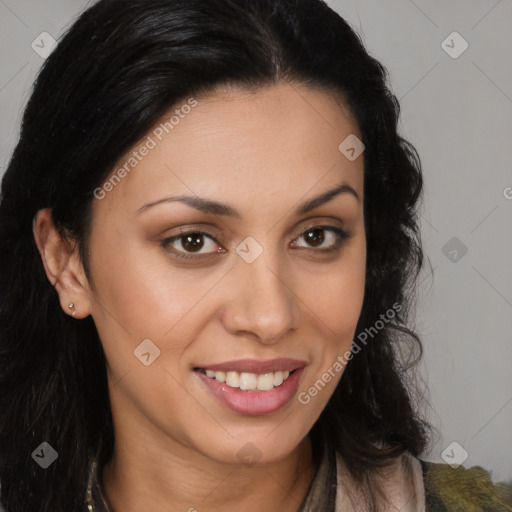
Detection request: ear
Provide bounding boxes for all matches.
[32,208,92,319]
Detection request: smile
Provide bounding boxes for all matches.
[197,369,293,391]
[193,358,306,415]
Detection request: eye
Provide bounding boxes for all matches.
[161,230,224,260]
[291,225,349,252]
[160,224,350,261]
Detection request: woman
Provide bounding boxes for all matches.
[0,0,509,511]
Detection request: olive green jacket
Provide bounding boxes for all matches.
[421,459,512,511]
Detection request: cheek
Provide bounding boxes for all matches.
[87,248,205,430]
[307,243,366,342]
[313,270,365,326]
[87,236,231,384]
[298,236,366,403]
[89,235,205,332]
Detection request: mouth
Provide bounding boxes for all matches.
[192,358,306,415]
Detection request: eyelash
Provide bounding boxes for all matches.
[160,225,350,261]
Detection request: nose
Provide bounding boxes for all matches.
[220,252,301,345]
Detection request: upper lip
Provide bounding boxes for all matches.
[195,358,307,374]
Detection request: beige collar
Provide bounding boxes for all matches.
[335,450,425,511]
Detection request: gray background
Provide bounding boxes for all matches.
[1,0,511,482]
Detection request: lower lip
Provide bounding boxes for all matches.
[195,368,304,416]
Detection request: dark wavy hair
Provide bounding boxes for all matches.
[0,0,431,510]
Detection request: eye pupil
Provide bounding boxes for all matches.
[305,228,325,247]
[182,234,204,252]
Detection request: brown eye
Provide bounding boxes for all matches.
[293,226,349,251]
[180,233,206,253]
[303,227,325,248]
[161,230,223,260]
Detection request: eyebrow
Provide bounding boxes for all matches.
[136,181,359,217]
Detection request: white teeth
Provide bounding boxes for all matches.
[202,369,293,391]
[257,373,274,391]
[225,371,239,388]
[239,372,257,390]
[273,371,284,387]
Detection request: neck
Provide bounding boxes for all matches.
[102,434,316,512]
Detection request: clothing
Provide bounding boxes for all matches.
[420,459,512,511]
[297,443,425,511]
[86,443,512,511]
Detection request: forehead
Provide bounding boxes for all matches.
[93,82,363,216]
[188,82,359,139]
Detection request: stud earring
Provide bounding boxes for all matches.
[68,303,77,317]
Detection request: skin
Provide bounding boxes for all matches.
[33,82,366,512]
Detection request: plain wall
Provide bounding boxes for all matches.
[1,0,511,482]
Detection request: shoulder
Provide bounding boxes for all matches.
[334,449,512,512]
[335,450,425,511]
[420,459,512,512]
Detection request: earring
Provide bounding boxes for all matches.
[68,303,77,317]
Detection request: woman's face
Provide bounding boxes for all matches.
[86,82,366,465]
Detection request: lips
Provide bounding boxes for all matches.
[193,358,307,415]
